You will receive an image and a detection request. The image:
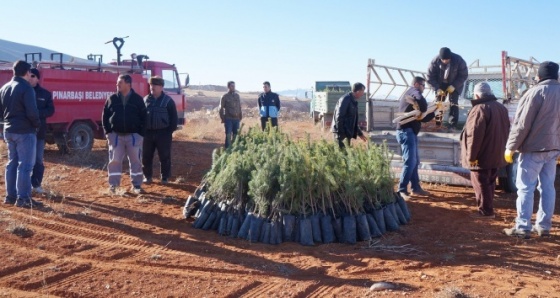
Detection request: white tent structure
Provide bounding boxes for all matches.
[0,39,94,64]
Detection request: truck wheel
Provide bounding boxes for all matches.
[499,154,518,193]
[65,122,94,154]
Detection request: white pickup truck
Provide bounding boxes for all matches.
[365,51,540,193]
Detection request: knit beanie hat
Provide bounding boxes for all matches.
[439,47,452,60]
[538,61,559,82]
[30,68,40,79]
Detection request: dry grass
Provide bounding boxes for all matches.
[6,220,33,238]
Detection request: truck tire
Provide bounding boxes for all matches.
[499,154,518,193]
[62,122,94,154]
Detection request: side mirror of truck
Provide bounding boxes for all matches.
[184,74,190,88]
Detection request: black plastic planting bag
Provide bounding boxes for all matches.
[395,192,411,222]
[394,202,408,225]
[237,212,252,239]
[195,192,207,218]
[299,218,314,246]
[194,183,206,198]
[373,208,386,234]
[230,215,240,238]
[275,219,283,244]
[249,215,264,242]
[383,206,400,231]
[294,217,301,243]
[342,215,357,244]
[389,202,399,224]
[356,214,371,241]
[202,209,218,230]
[320,214,335,244]
[193,200,214,229]
[366,213,382,238]
[260,221,271,244]
[183,195,200,219]
[269,221,278,245]
[332,217,343,242]
[226,213,234,235]
[310,214,322,243]
[283,214,296,242]
[218,216,227,235]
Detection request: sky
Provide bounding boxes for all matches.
[1,0,558,93]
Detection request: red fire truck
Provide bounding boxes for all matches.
[0,41,187,153]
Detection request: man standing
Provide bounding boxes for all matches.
[0,60,41,208]
[219,81,242,148]
[258,81,280,130]
[102,74,147,194]
[29,68,55,194]
[396,77,434,200]
[503,61,560,239]
[427,47,468,131]
[460,82,509,218]
[331,82,368,149]
[142,76,177,184]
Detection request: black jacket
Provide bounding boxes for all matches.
[0,76,40,134]
[102,89,147,136]
[143,92,178,133]
[331,92,363,138]
[427,52,468,93]
[34,84,55,139]
[396,87,435,135]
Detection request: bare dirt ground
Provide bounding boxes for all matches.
[0,91,559,297]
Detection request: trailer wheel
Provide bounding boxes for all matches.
[63,122,94,154]
[499,154,518,193]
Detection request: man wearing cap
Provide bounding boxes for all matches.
[142,76,178,184]
[0,60,41,208]
[29,68,55,194]
[460,82,509,218]
[102,74,147,194]
[503,61,560,238]
[219,81,242,148]
[427,47,468,131]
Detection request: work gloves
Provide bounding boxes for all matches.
[469,160,479,168]
[504,149,514,163]
[436,89,446,97]
[446,85,455,94]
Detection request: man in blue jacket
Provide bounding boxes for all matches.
[331,82,367,148]
[427,47,468,131]
[0,60,41,208]
[29,68,55,194]
[258,81,280,130]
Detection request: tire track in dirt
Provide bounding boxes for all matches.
[0,258,51,281]
[2,262,92,291]
[4,216,264,280]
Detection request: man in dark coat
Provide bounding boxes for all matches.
[257,81,280,130]
[460,82,509,218]
[331,82,367,148]
[102,74,147,194]
[427,47,468,131]
[29,68,55,194]
[0,60,41,208]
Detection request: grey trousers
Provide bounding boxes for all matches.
[107,132,144,187]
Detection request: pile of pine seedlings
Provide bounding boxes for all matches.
[183,125,411,246]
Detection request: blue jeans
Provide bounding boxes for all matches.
[224,119,240,148]
[4,132,36,200]
[514,151,559,231]
[396,128,421,193]
[32,138,45,188]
